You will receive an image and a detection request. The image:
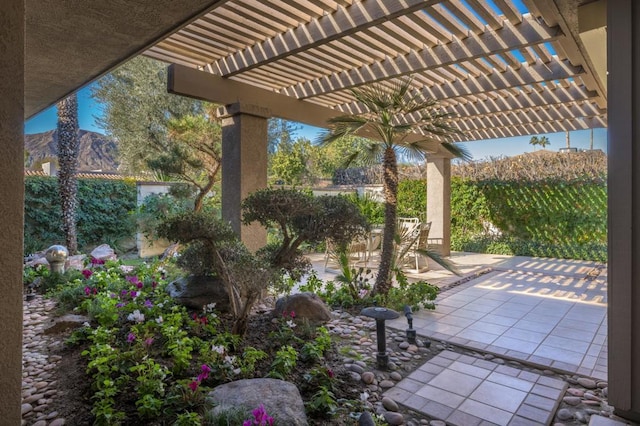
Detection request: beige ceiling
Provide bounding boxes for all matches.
[25,0,225,118]
[26,0,606,143]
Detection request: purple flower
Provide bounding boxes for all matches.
[90,257,105,265]
[127,332,136,343]
[116,303,125,308]
[144,299,153,308]
[84,286,91,296]
[188,381,199,392]
[81,269,93,279]
[121,290,128,296]
[109,293,117,299]
[151,281,158,290]
[130,290,137,299]
[144,337,154,347]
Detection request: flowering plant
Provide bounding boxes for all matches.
[243,404,274,426]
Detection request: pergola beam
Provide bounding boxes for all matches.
[213,0,444,77]
[281,14,561,99]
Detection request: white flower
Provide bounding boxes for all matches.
[82,322,91,328]
[211,345,225,355]
[286,320,296,329]
[233,368,242,375]
[360,391,369,402]
[223,355,236,366]
[203,302,217,313]
[127,309,145,323]
[155,316,163,324]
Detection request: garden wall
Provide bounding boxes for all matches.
[24,176,137,254]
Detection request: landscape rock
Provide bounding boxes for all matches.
[65,255,87,271]
[167,275,230,312]
[557,408,574,421]
[273,292,331,323]
[362,372,375,384]
[208,378,307,426]
[90,244,117,261]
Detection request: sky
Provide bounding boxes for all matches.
[25,81,608,162]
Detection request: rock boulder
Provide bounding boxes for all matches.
[167,275,230,312]
[273,292,332,323]
[208,378,307,426]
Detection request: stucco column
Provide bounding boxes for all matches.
[220,103,268,252]
[607,0,640,421]
[426,156,451,256]
[0,0,24,423]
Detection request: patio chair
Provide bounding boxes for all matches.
[395,221,432,272]
[324,236,368,271]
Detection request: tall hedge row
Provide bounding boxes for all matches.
[397,178,607,262]
[24,176,137,254]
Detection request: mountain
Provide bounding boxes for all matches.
[24,130,119,172]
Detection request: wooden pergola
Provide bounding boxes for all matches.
[143,0,607,142]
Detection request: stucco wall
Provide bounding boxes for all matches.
[0,0,25,422]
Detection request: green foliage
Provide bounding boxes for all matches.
[92,56,203,173]
[397,180,427,222]
[270,138,311,185]
[242,189,369,278]
[24,176,137,254]
[381,271,439,312]
[394,177,607,261]
[267,345,298,379]
[344,192,385,225]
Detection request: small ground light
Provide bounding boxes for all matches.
[360,306,400,369]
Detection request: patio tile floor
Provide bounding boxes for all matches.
[387,351,566,426]
[386,268,608,379]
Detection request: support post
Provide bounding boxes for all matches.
[0,0,24,422]
[220,103,268,252]
[426,156,451,256]
[608,0,640,421]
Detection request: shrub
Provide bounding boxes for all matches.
[157,211,274,335]
[24,176,137,254]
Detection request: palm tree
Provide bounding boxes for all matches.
[529,136,540,150]
[56,93,80,253]
[538,136,550,149]
[319,79,470,295]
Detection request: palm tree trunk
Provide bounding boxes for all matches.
[374,147,398,295]
[57,94,80,254]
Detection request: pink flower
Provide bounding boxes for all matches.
[188,381,199,392]
[127,332,136,343]
[151,281,158,290]
[81,269,93,279]
[289,311,296,319]
[144,337,154,347]
[327,369,334,378]
[126,276,143,288]
[84,286,91,296]
[90,257,105,265]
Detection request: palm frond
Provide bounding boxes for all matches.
[441,142,473,162]
[415,248,461,275]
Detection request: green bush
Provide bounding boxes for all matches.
[24,176,137,254]
[393,177,607,261]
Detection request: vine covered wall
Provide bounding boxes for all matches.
[24,176,137,254]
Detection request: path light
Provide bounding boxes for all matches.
[403,305,417,344]
[403,305,431,348]
[360,306,399,369]
[45,245,68,274]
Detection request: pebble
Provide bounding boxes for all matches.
[577,378,597,389]
[566,388,585,397]
[361,372,375,384]
[390,372,402,381]
[384,411,405,425]
[557,408,574,421]
[398,342,410,349]
[379,380,395,389]
[563,396,582,406]
[382,397,399,411]
[21,295,66,426]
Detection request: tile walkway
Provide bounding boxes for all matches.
[308,252,610,424]
[384,350,566,426]
[386,268,608,379]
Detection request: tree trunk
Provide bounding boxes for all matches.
[57,94,80,254]
[374,147,398,295]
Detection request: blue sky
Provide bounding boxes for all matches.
[25,82,608,161]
